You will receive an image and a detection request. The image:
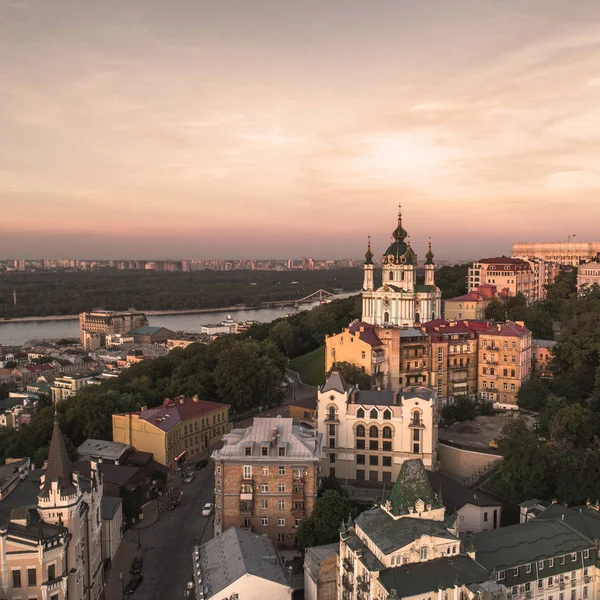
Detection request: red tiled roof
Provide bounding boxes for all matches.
[348,321,384,347]
[138,397,228,432]
[476,256,529,265]
[421,319,478,342]
[481,321,531,338]
[24,364,54,373]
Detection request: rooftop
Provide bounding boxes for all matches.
[533,339,557,349]
[426,471,501,513]
[196,527,291,598]
[72,460,143,487]
[348,387,435,407]
[481,320,531,338]
[476,256,530,266]
[321,371,352,394]
[304,543,339,582]
[348,321,384,347]
[78,438,130,462]
[128,326,169,335]
[101,496,123,520]
[214,417,321,461]
[389,459,442,516]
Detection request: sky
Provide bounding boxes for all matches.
[2,0,600,260]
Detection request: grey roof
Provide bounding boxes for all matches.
[40,416,75,497]
[355,508,456,555]
[78,438,130,462]
[400,327,427,338]
[519,498,550,509]
[427,471,501,512]
[351,387,435,407]
[214,417,321,461]
[536,504,600,540]
[101,496,123,520]
[532,339,557,349]
[304,543,338,582]
[378,556,490,597]
[197,527,291,598]
[321,371,352,394]
[345,534,386,571]
[472,519,593,571]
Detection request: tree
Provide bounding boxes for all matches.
[296,490,352,550]
[328,362,372,390]
[441,396,478,422]
[497,419,548,502]
[434,264,470,299]
[548,403,598,449]
[269,320,294,356]
[517,378,550,411]
[485,298,506,321]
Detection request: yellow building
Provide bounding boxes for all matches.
[112,396,230,473]
[443,284,497,321]
[477,321,532,408]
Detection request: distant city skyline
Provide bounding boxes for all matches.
[2,0,600,259]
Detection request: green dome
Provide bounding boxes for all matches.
[383,240,417,265]
[425,238,434,265]
[392,207,408,241]
[364,235,374,265]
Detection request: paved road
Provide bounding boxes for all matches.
[124,465,215,600]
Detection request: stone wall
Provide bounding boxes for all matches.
[438,443,502,484]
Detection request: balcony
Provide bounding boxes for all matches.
[448,364,468,370]
[342,575,353,590]
[239,501,253,515]
[357,576,370,592]
[240,487,253,500]
[408,418,425,429]
[324,415,339,424]
[343,558,354,572]
[372,352,385,364]
[292,506,306,517]
[292,489,304,501]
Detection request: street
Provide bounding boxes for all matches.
[106,464,215,600]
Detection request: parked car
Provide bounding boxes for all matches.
[202,503,214,516]
[166,492,182,510]
[124,576,143,594]
[130,555,143,575]
[183,473,195,484]
[194,458,209,471]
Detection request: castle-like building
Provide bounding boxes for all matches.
[361,207,442,327]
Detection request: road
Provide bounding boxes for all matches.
[115,465,215,600]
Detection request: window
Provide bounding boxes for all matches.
[243,465,252,479]
[261,499,268,509]
[383,426,392,439]
[261,518,268,526]
[361,351,366,359]
[497,571,505,581]
[261,483,269,493]
[262,467,269,476]
[278,483,285,493]
[356,439,366,450]
[538,580,543,590]
[357,408,364,419]
[245,446,252,456]
[216,464,221,474]
[369,440,378,451]
[383,409,391,420]
[48,564,55,581]
[356,425,365,437]
[571,553,577,561]
[420,547,428,560]
[549,577,553,586]
[584,550,589,559]
[295,518,301,527]
[560,556,565,565]
[278,517,285,526]
[512,587,518,597]
[369,425,378,437]
[27,568,36,586]
[369,455,378,466]
[328,406,336,420]
[279,447,286,456]
[513,568,519,576]
[12,570,21,588]
[329,453,336,463]
[370,408,378,419]
[243,517,251,528]
[383,456,392,467]
[279,466,286,475]
[383,441,392,451]
[526,564,531,573]
[549,559,554,567]
[583,588,588,599]
[484,512,488,522]
[328,424,336,436]
[262,447,268,456]
[329,437,335,449]
[278,500,285,510]
[356,455,365,465]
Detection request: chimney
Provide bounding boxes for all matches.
[515,321,525,327]
[552,498,558,504]
[163,398,170,407]
[179,397,185,404]
[271,428,278,447]
[497,324,502,331]
[193,395,199,402]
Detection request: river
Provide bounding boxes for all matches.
[0,297,355,346]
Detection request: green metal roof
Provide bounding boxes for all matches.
[128,326,165,335]
[414,284,436,293]
[389,459,442,516]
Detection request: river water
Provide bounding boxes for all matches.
[0,298,348,346]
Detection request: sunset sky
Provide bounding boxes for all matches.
[1,0,600,260]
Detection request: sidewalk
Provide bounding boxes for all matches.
[136,499,162,529]
[104,539,139,600]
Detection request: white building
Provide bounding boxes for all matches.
[191,527,292,600]
[361,207,442,327]
[577,259,600,294]
[317,372,438,482]
[512,241,600,267]
[51,373,94,403]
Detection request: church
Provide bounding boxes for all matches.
[361,206,442,327]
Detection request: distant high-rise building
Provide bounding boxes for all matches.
[512,241,600,266]
[79,309,148,350]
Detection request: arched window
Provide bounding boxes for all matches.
[383,409,391,420]
[384,311,390,323]
[370,408,377,419]
[383,426,392,439]
[357,408,364,419]
[356,425,365,438]
[389,271,394,281]
[412,411,421,425]
[401,271,405,281]
[369,425,378,438]
[420,546,428,561]
[328,406,336,420]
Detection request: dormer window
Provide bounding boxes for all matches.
[262,447,268,456]
[278,447,286,457]
[370,408,378,419]
[245,446,252,456]
[420,547,428,561]
[383,409,391,420]
[357,408,365,419]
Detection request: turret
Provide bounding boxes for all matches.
[363,235,374,292]
[425,237,435,286]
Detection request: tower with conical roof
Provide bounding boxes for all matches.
[363,235,374,292]
[425,237,436,287]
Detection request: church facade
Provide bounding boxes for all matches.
[361,207,442,327]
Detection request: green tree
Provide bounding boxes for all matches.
[485,298,506,321]
[269,320,294,356]
[548,403,598,449]
[441,396,477,422]
[517,378,550,411]
[296,490,352,550]
[328,362,372,390]
[434,264,470,299]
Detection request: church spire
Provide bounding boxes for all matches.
[40,412,75,497]
[425,236,435,265]
[392,203,408,241]
[364,235,374,265]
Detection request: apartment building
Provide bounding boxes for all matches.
[577,259,600,293]
[50,373,94,403]
[532,339,556,379]
[0,417,105,600]
[317,372,438,482]
[513,241,600,266]
[212,417,322,549]
[478,321,532,407]
[112,396,230,473]
[518,257,561,300]
[79,309,148,350]
[444,284,497,321]
[337,459,599,600]
[468,257,535,302]
[421,319,479,402]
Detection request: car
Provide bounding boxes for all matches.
[130,555,143,575]
[202,503,214,516]
[183,473,195,484]
[124,576,143,594]
[166,493,182,510]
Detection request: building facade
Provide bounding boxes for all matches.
[532,339,556,379]
[361,208,442,328]
[512,241,600,266]
[317,372,438,482]
[112,396,229,472]
[79,309,148,350]
[577,259,600,293]
[212,417,322,549]
[477,321,532,407]
[50,373,94,403]
[468,257,535,302]
[443,284,497,321]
